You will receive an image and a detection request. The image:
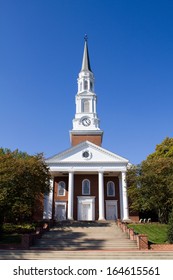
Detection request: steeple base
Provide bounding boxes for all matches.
[70,131,103,147]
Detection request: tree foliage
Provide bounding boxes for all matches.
[127,137,173,223]
[167,209,173,243]
[0,148,51,223]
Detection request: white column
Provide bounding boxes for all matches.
[43,178,53,220]
[98,171,105,220]
[118,175,124,220]
[68,172,74,220]
[121,172,129,221]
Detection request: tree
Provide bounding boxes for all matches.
[148,137,173,159]
[127,137,173,223]
[0,148,51,223]
[167,209,173,243]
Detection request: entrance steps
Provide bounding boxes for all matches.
[30,221,138,251]
[1,250,173,260]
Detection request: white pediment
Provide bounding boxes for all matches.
[46,141,128,165]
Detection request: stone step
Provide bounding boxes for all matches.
[1,250,173,260]
[31,222,138,251]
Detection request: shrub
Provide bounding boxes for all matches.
[2,223,36,234]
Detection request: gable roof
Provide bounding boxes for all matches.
[46,141,128,165]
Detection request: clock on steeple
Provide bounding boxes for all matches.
[70,36,103,147]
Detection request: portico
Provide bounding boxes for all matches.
[44,141,129,222]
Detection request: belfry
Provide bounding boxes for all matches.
[43,38,130,222]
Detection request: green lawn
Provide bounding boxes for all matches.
[128,223,168,244]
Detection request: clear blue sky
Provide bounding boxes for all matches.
[0,0,173,164]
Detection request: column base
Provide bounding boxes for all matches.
[98,218,106,221]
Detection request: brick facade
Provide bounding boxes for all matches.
[71,134,102,146]
[53,174,121,220]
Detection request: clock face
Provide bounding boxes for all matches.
[82,117,91,126]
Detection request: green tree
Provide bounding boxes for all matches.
[148,137,173,159]
[167,209,173,243]
[0,148,51,223]
[127,137,173,223]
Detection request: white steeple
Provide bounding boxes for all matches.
[70,36,103,146]
[72,37,102,131]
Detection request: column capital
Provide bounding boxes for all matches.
[98,170,104,174]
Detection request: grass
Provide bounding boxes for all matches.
[128,223,168,244]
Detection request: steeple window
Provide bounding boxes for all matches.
[80,82,82,91]
[90,81,93,91]
[84,80,88,90]
[82,99,90,113]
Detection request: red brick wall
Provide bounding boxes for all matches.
[150,244,173,251]
[71,134,102,146]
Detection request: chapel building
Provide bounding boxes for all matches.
[43,38,130,222]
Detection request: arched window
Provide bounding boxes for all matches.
[82,179,90,195]
[90,81,93,91]
[107,181,115,197]
[80,82,82,91]
[84,100,89,112]
[58,181,66,196]
[84,80,88,90]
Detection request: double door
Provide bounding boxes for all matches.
[78,197,95,221]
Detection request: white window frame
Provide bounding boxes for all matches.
[58,181,66,196]
[82,179,90,195]
[107,181,115,197]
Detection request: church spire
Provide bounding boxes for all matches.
[70,36,103,147]
[81,35,92,72]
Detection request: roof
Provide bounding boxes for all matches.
[81,40,92,72]
[46,141,129,173]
